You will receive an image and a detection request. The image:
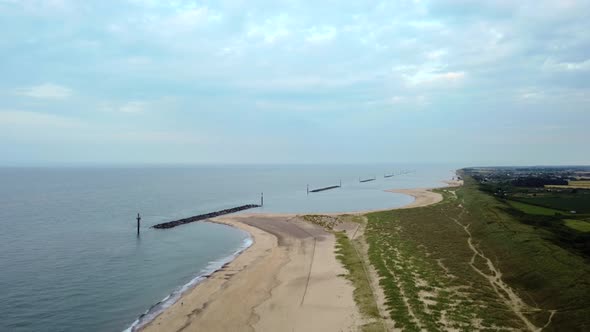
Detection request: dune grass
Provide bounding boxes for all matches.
[363,178,590,331]
[334,232,384,332]
[304,214,384,332]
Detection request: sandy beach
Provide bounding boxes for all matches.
[141,181,462,332]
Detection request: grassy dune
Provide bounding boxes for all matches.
[335,232,385,332]
[304,214,385,332]
[364,178,590,331]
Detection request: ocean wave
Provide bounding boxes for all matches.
[123,235,253,332]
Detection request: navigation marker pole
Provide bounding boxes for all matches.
[136,213,141,235]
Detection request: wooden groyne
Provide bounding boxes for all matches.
[309,185,340,193]
[384,174,394,178]
[360,178,376,183]
[152,204,260,229]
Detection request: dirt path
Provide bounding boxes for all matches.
[449,204,555,332]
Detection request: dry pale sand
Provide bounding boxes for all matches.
[386,180,463,210]
[141,215,361,332]
[140,180,462,332]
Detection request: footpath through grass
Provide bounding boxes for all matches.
[364,179,590,331]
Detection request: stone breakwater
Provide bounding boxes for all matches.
[309,185,340,193]
[152,205,260,229]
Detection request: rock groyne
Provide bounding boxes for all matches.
[152,204,260,229]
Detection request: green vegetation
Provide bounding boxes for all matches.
[334,232,384,332]
[506,200,563,215]
[501,197,590,257]
[305,214,384,332]
[565,219,590,233]
[363,177,590,331]
[512,191,590,213]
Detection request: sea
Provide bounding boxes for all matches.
[0,164,458,331]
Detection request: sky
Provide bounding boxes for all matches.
[0,0,589,166]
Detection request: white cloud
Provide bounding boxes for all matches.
[543,58,590,72]
[0,110,82,128]
[160,6,222,32]
[0,110,205,144]
[404,68,466,86]
[2,0,73,15]
[247,14,291,44]
[119,102,147,113]
[366,95,430,108]
[425,49,448,60]
[16,83,72,99]
[306,26,337,44]
[111,131,205,144]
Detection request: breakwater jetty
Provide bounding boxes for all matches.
[384,174,394,178]
[309,185,340,193]
[360,177,376,183]
[152,204,260,229]
[307,180,342,194]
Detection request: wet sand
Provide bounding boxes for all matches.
[141,215,361,332]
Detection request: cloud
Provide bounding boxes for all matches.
[543,58,590,72]
[306,26,337,44]
[119,101,148,113]
[0,110,82,128]
[112,131,205,144]
[365,95,430,108]
[1,0,589,164]
[246,14,291,44]
[100,101,149,114]
[0,109,205,144]
[16,83,72,99]
[403,68,466,86]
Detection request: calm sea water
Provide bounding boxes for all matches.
[0,164,457,331]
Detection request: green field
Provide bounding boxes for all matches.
[362,177,590,331]
[506,200,564,215]
[513,193,590,214]
[565,219,590,233]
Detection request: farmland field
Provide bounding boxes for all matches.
[511,192,590,214]
[565,219,590,233]
[506,200,564,215]
[546,180,590,189]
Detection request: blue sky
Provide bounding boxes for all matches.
[0,0,589,166]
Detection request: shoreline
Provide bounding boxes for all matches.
[125,224,254,332]
[138,179,462,331]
